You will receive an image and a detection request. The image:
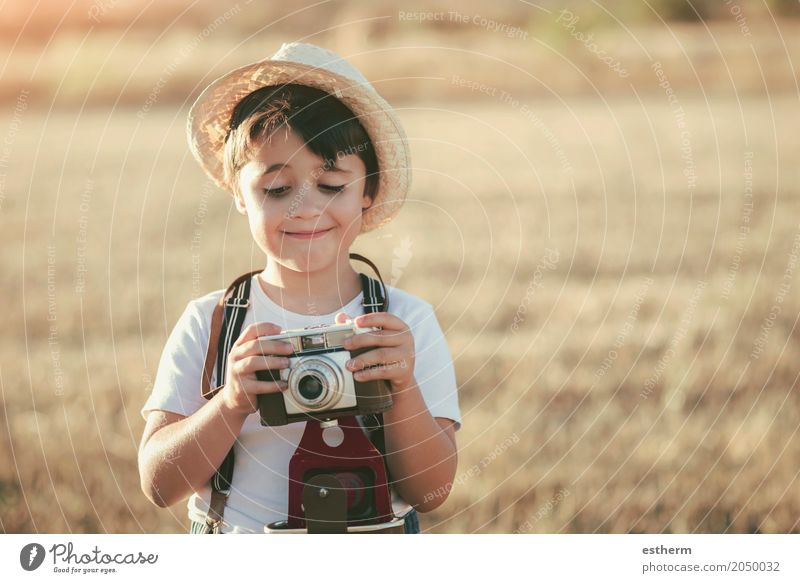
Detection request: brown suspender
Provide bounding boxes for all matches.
[200,270,261,401]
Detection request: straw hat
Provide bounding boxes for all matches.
[186,42,412,233]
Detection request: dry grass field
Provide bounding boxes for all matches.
[1,2,799,534]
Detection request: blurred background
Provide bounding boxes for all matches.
[2,0,800,533]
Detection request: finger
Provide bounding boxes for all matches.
[352,362,407,383]
[353,312,408,332]
[239,379,289,396]
[343,329,401,351]
[346,347,403,371]
[232,337,295,359]
[335,311,351,325]
[235,355,291,375]
[235,322,284,346]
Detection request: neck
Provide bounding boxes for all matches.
[258,254,362,316]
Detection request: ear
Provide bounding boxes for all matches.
[233,187,247,215]
[361,192,373,211]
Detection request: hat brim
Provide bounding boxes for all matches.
[187,60,411,233]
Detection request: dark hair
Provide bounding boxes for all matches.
[223,84,379,199]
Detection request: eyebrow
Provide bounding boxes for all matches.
[261,163,290,175]
[259,162,353,176]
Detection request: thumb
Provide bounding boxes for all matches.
[335,312,351,324]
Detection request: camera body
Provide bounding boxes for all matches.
[256,320,393,426]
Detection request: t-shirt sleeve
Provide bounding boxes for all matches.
[407,302,462,431]
[140,300,211,420]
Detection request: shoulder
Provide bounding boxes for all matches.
[190,287,226,317]
[383,285,440,331]
[384,285,433,317]
[169,288,225,337]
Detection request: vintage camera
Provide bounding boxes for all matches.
[255,320,393,426]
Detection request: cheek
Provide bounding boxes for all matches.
[246,200,281,236]
[329,191,366,225]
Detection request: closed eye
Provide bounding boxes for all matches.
[320,184,345,193]
[264,186,289,197]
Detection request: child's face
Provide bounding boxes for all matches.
[233,127,372,274]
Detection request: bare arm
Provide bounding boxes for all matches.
[138,321,294,508]
[382,380,458,513]
[337,310,459,513]
[137,401,249,508]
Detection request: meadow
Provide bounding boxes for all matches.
[1,4,799,533]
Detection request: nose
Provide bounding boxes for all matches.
[287,181,324,220]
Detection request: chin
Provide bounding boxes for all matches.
[278,250,338,273]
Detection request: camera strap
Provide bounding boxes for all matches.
[197,254,389,534]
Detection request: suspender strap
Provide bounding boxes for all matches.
[350,252,389,313]
[352,255,390,464]
[201,270,260,400]
[215,276,253,398]
[199,270,259,533]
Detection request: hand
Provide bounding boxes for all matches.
[335,311,416,393]
[221,322,294,415]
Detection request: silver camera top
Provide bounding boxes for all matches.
[262,319,378,354]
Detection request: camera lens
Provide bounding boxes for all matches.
[287,357,344,411]
[298,374,324,401]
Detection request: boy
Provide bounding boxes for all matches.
[138,42,461,533]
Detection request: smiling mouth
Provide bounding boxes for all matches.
[281,227,334,240]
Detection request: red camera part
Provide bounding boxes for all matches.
[286,416,392,529]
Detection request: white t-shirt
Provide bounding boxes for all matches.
[140,275,462,533]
